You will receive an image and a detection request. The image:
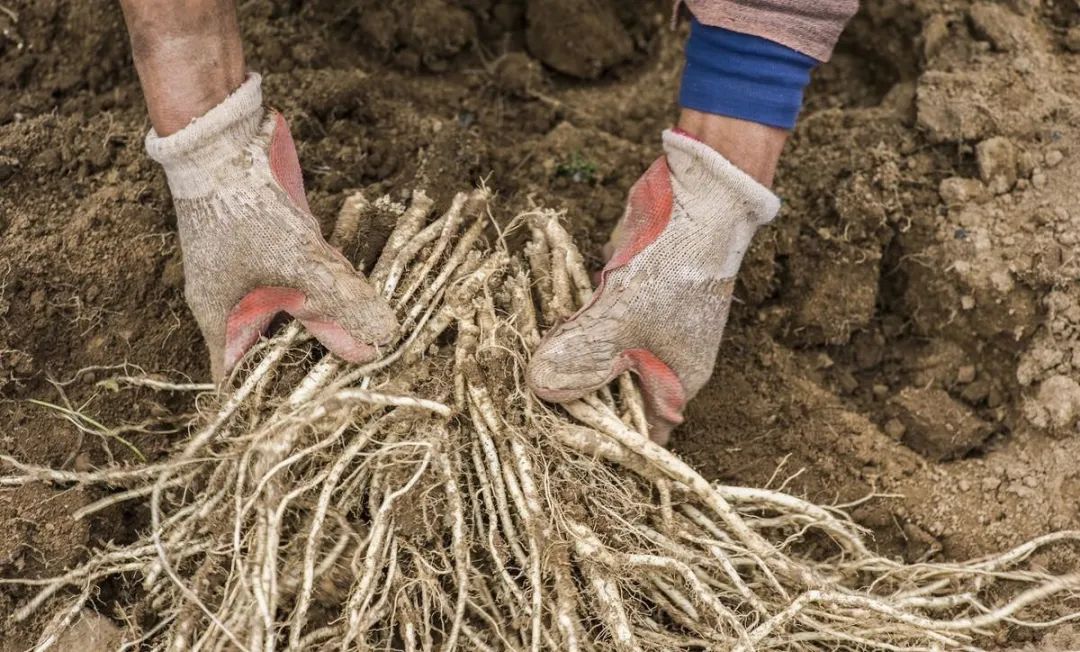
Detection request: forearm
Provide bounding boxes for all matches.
[118,0,246,136]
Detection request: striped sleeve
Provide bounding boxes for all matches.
[681,0,859,62]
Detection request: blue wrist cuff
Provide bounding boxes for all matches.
[679,17,818,130]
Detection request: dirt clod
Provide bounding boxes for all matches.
[890,387,994,461]
[968,3,1034,52]
[494,52,543,97]
[939,176,990,206]
[884,417,907,440]
[525,0,633,79]
[976,136,1018,194]
[402,0,477,71]
[1025,375,1080,432]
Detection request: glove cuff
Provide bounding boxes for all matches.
[145,72,265,199]
[661,128,780,280]
[661,128,781,226]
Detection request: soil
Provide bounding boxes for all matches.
[2,0,1080,648]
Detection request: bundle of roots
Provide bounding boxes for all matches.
[4,187,1080,651]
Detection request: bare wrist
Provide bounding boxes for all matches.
[120,0,247,136]
[675,108,788,187]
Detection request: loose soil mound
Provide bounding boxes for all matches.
[2,0,1080,648]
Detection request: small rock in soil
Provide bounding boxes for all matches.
[884,418,907,440]
[73,452,92,472]
[1024,374,1080,431]
[938,177,990,206]
[836,370,859,394]
[889,387,994,461]
[976,136,1018,194]
[960,379,991,405]
[908,340,966,388]
[1017,149,1038,178]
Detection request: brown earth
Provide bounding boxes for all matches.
[2,0,1080,648]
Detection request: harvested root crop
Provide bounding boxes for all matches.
[4,187,1080,651]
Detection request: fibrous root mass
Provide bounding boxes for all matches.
[4,186,1080,651]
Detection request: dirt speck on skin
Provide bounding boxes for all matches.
[2,0,1080,645]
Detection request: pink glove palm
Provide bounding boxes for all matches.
[527,130,780,443]
[147,74,397,381]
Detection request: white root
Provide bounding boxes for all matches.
[329,190,369,249]
[5,194,1079,652]
[370,189,434,285]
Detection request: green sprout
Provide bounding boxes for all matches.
[555,151,598,184]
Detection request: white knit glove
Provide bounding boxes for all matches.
[527,130,780,443]
[146,73,397,382]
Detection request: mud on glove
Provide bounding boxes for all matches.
[146,73,397,382]
[527,129,780,444]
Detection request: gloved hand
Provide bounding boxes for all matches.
[527,129,780,444]
[146,73,397,382]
